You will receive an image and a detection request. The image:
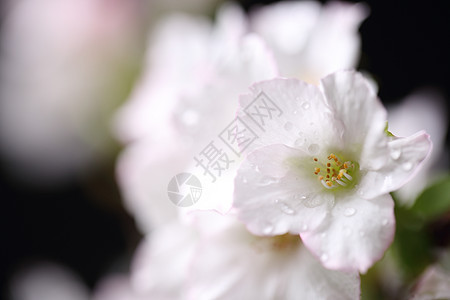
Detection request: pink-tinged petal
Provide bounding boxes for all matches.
[358,131,432,199]
[130,222,198,299]
[238,78,342,155]
[187,221,360,300]
[233,144,331,236]
[301,193,395,273]
[320,70,389,169]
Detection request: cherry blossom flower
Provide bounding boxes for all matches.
[130,212,361,300]
[250,1,368,82]
[115,4,278,232]
[233,70,432,273]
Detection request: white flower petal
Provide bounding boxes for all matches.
[320,70,389,169]
[411,265,450,300]
[358,131,432,199]
[187,221,360,300]
[250,1,321,55]
[300,2,368,80]
[130,222,198,299]
[301,193,395,273]
[116,140,190,232]
[234,144,330,236]
[388,91,448,204]
[238,78,342,155]
[251,1,367,81]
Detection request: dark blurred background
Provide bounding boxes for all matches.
[1,0,449,299]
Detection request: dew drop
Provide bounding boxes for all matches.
[321,232,327,238]
[284,121,293,131]
[344,207,356,217]
[320,253,328,262]
[258,176,279,186]
[390,148,401,160]
[402,162,413,171]
[242,177,248,184]
[308,144,320,155]
[293,110,298,115]
[302,102,311,110]
[280,202,295,215]
[295,194,308,201]
[303,196,324,208]
[382,219,389,226]
[301,224,308,231]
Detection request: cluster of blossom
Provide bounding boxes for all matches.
[111,2,436,299]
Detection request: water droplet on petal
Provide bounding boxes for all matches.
[303,196,324,208]
[295,194,307,201]
[301,224,308,231]
[382,219,389,226]
[242,177,248,184]
[284,121,293,131]
[320,253,328,262]
[344,207,356,217]
[302,102,310,110]
[308,144,320,155]
[293,110,298,115]
[321,232,327,238]
[390,148,401,160]
[258,176,279,186]
[280,202,295,215]
[402,162,413,171]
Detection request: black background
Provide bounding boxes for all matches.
[1,0,449,299]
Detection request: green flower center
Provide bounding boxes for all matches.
[313,153,358,190]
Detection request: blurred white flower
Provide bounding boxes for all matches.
[115,3,278,233]
[410,265,450,300]
[9,262,89,300]
[233,71,432,273]
[250,1,368,82]
[0,0,143,184]
[388,90,448,205]
[130,212,360,300]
